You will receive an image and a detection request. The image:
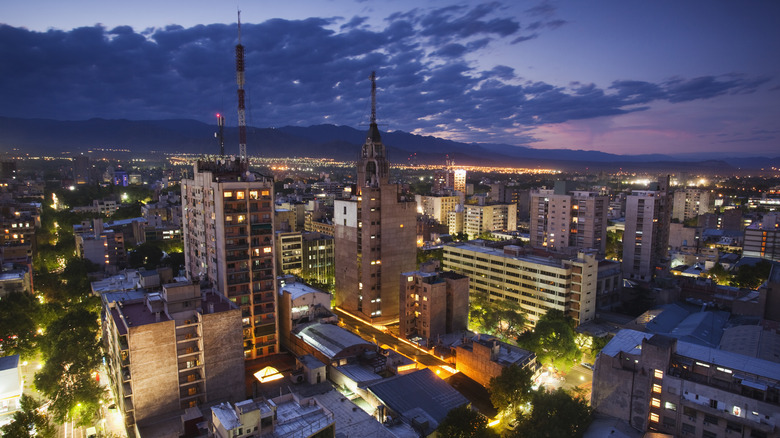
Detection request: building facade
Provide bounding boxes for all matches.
[399,263,469,341]
[415,195,460,224]
[622,180,672,282]
[530,189,609,255]
[182,159,278,360]
[463,203,517,237]
[333,80,417,322]
[672,188,712,222]
[276,231,334,285]
[743,215,780,262]
[442,243,619,326]
[593,329,780,438]
[102,282,245,428]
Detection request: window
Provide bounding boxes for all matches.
[663,416,675,428]
[681,423,695,435]
[224,191,233,198]
[652,383,662,393]
[236,191,245,199]
[651,398,661,408]
[249,190,259,199]
[665,401,677,412]
[654,369,664,379]
[702,432,716,438]
[649,413,659,423]
[703,413,718,425]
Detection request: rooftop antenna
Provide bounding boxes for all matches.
[236,10,247,165]
[370,71,377,126]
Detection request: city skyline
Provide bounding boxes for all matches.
[2,1,779,157]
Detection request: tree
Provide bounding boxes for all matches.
[706,263,731,285]
[508,388,591,438]
[605,230,623,261]
[0,292,42,359]
[469,291,526,342]
[731,260,772,289]
[437,405,499,438]
[128,243,164,270]
[0,394,56,438]
[516,310,581,373]
[34,305,104,425]
[488,364,534,420]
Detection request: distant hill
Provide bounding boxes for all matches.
[1,117,777,172]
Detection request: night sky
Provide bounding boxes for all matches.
[2,1,779,156]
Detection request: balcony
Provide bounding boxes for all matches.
[177,345,200,358]
[179,372,203,386]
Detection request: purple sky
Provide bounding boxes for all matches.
[2,1,779,156]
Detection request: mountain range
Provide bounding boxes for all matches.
[1,117,777,172]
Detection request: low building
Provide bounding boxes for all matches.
[102,281,245,429]
[210,393,335,438]
[277,277,333,352]
[0,355,22,417]
[0,263,31,297]
[592,329,780,437]
[454,335,537,387]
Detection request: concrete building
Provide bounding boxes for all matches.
[743,215,780,262]
[463,203,517,237]
[0,354,22,417]
[454,335,537,387]
[102,281,245,429]
[415,195,460,224]
[210,393,335,438]
[181,158,277,360]
[443,243,621,326]
[73,155,90,185]
[592,329,780,438]
[673,188,712,222]
[75,229,126,270]
[0,263,32,297]
[277,277,332,352]
[275,231,334,285]
[490,184,531,220]
[333,89,417,322]
[622,179,672,282]
[530,189,609,255]
[399,262,469,341]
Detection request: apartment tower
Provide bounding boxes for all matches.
[622,177,672,282]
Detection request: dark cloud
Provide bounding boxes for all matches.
[0,4,771,148]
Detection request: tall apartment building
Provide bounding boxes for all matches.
[415,195,460,224]
[491,184,531,220]
[453,169,467,193]
[592,329,780,438]
[275,230,334,284]
[181,159,278,360]
[73,155,90,185]
[623,179,672,282]
[399,262,469,341]
[530,189,609,255]
[334,75,416,322]
[102,282,245,428]
[443,243,622,326]
[672,188,712,222]
[463,203,517,237]
[743,214,780,262]
[75,229,126,269]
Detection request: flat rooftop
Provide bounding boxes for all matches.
[445,243,573,269]
[279,281,329,301]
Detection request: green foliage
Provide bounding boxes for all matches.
[516,310,581,373]
[128,243,164,269]
[437,405,499,438]
[453,232,469,242]
[605,230,623,261]
[469,291,526,342]
[730,260,772,289]
[487,364,534,418]
[417,248,443,267]
[0,394,56,438]
[34,304,104,425]
[590,335,612,358]
[0,292,43,359]
[706,262,731,285]
[508,389,592,438]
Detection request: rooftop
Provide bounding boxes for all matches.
[295,323,375,359]
[278,280,330,301]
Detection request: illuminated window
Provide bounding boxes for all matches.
[224,191,233,198]
[249,190,259,199]
[238,215,245,223]
[652,384,662,393]
[262,190,270,196]
[654,369,664,379]
[649,413,659,423]
[236,191,245,200]
[263,247,272,253]
[188,387,197,396]
[651,398,661,408]
[665,402,677,411]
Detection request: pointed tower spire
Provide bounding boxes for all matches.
[358,71,389,190]
[370,71,377,126]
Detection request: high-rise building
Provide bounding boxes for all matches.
[463,203,517,237]
[622,178,672,282]
[672,188,711,222]
[743,214,780,262]
[102,282,245,429]
[275,230,334,285]
[73,155,90,185]
[415,195,460,224]
[181,159,277,360]
[334,73,417,322]
[530,189,609,255]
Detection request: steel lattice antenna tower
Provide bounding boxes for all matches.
[236,10,247,164]
[216,113,225,157]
